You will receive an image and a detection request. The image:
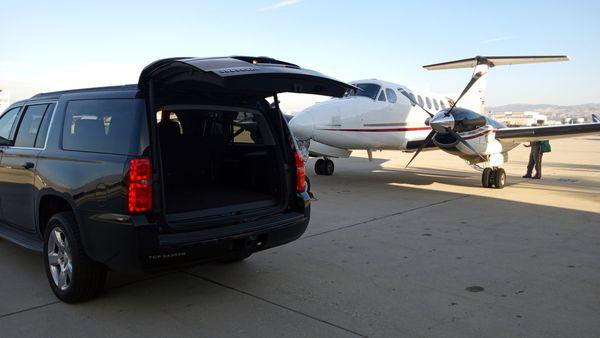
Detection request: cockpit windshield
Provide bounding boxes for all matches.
[344,83,381,100]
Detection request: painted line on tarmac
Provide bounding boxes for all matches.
[302,195,470,240]
[181,270,368,338]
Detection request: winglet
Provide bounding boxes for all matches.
[423,55,569,70]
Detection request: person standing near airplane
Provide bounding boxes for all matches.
[523,121,550,179]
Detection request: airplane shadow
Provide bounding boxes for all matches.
[305,157,516,189]
[511,160,600,173]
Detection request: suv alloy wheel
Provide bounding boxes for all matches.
[43,212,107,303]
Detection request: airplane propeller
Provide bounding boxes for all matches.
[399,71,488,168]
[444,71,484,117]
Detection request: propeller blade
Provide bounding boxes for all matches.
[399,90,434,117]
[445,71,484,116]
[448,129,487,162]
[406,130,436,168]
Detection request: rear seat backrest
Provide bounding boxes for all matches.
[158,119,184,175]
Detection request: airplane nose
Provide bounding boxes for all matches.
[289,111,315,140]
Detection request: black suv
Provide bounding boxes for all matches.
[0,56,352,302]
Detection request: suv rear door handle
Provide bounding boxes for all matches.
[22,162,35,170]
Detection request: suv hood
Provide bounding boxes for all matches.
[139,56,355,98]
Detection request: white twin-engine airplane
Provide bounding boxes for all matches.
[289,55,600,189]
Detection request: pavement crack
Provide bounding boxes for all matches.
[181,270,368,338]
[0,300,60,320]
[0,272,172,321]
[303,195,470,239]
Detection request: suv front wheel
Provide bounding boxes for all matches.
[43,212,107,303]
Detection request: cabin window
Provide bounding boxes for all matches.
[440,100,447,109]
[417,95,424,107]
[433,99,439,111]
[398,89,413,105]
[425,97,432,109]
[408,93,416,106]
[385,88,397,103]
[378,90,387,102]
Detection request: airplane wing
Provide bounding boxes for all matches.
[495,123,600,143]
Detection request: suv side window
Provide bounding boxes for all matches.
[14,104,49,148]
[34,103,56,148]
[0,107,21,146]
[62,99,146,156]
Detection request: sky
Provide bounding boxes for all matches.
[1,0,599,112]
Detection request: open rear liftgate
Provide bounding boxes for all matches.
[138,56,354,223]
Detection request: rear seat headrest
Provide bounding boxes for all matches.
[159,120,182,138]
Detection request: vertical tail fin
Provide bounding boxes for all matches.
[423,55,569,114]
[593,114,600,123]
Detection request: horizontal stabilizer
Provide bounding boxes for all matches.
[424,55,569,70]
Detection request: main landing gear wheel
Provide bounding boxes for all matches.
[481,168,506,189]
[482,168,493,188]
[315,159,324,175]
[315,158,334,176]
[494,168,506,189]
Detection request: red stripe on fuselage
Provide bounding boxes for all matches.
[462,129,497,140]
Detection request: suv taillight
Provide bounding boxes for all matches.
[294,151,306,192]
[128,158,152,213]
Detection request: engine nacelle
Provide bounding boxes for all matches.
[433,125,504,164]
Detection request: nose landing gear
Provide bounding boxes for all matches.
[315,158,335,176]
[482,167,506,189]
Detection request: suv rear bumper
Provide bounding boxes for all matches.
[80,202,310,273]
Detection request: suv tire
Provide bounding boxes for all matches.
[43,212,107,303]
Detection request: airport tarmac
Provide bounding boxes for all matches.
[1,136,599,337]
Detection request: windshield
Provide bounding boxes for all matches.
[344,83,381,100]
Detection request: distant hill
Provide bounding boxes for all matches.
[487,103,600,121]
